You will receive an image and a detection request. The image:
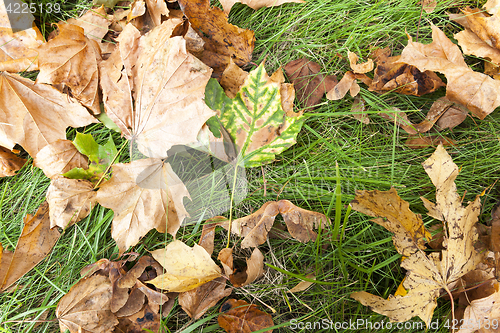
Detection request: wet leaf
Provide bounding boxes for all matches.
[218,299,274,333]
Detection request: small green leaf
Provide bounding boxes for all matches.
[97,112,122,134]
[205,63,304,167]
[64,133,117,182]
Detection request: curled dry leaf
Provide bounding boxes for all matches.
[36,23,102,115]
[0,202,60,292]
[198,221,218,256]
[218,248,265,287]
[145,0,169,26]
[100,21,215,159]
[348,51,374,74]
[56,274,118,333]
[179,277,233,319]
[96,158,189,253]
[218,299,274,333]
[326,71,371,100]
[219,0,304,15]
[178,0,255,78]
[34,140,88,179]
[283,58,338,109]
[399,25,500,120]
[0,146,26,177]
[148,240,222,292]
[351,145,484,326]
[278,200,330,243]
[0,72,97,158]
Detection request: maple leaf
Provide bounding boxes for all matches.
[100,21,215,158]
[218,299,274,333]
[219,0,304,15]
[96,158,189,253]
[179,277,233,319]
[399,25,500,120]
[0,202,60,292]
[205,63,304,167]
[0,72,97,158]
[0,146,26,177]
[148,240,222,292]
[67,6,111,45]
[351,145,484,326]
[178,0,255,78]
[34,140,88,179]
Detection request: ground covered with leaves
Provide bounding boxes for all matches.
[3,0,500,332]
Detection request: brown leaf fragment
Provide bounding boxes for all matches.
[484,61,500,80]
[118,255,163,288]
[199,222,218,256]
[218,299,274,333]
[108,261,130,313]
[114,303,159,333]
[0,146,26,177]
[184,25,205,58]
[229,248,265,287]
[378,108,417,134]
[56,275,118,333]
[218,248,234,277]
[284,58,338,109]
[351,96,370,124]
[288,273,315,293]
[46,177,97,229]
[458,279,500,333]
[326,71,357,100]
[179,277,233,319]
[399,25,500,119]
[145,0,169,26]
[67,6,112,44]
[436,101,469,130]
[34,140,88,179]
[0,202,60,291]
[178,0,255,78]
[127,0,146,21]
[463,7,500,50]
[277,199,330,243]
[220,58,249,99]
[405,135,456,149]
[348,51,374,74]
[113,285,145,318]
[455,28,500,66]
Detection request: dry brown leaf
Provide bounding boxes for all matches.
[145,0,169,26]
[0,146,26,177]
[178,0,255,78]
[485,61,500,80]
[127,0,146,21]
[351,145,484,326]
[283,58,338,109]
[113,284,145,318]
[405,135,456,149]
[96,158,189,253]
[118,256,164,289]
[348,51,374,74]
[463,7,500,50]
[198,221,218,256]
[436,100,469,130]
[100,21,215,158]
[46,177,97,229]
[326,71,367,100]
[67,6,112,45]
[0,72,97,158]
[179,277,233,319]
[114,304,160,333]
[56,275,118,333]
[148,240,222,292]
[288,273,315,293]
[277,199,330,243]
[485,0,500,15]
[33,140,88,179]
[399,25,500,119]
[218,248,234,277]
[229,248,265,287]
[455,28,500,66]
[219,0,304,14]
[0,202,60,291]
[218,299,274,333]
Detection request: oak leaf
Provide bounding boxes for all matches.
[218,299,274,333]
[96,158,189,253]
[148,240,222,292]
[0,146,26,177]
[0,72,97,158]
[33,140,88,179]
[219,0,304,15]
[99,21,215,158]
[351,145,484,326]
[179,277,233,319]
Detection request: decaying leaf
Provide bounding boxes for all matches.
[0,146,26,177]
[100,21,215,158]
[218,299,274,333]
[148,240,222,292]
[205,63,304,167]
[115,304,160,333]
[178,0,255,77]
[220,58,249,99]
[351,145,484,326]
[0,202,60,292]
[350,96,370,124]
[56,274,118,333]
[34,140,88,179]
[399,25,500,119]
[96,158,190,253]
[0,72,97,158]
[278,200,330,242]
[179,277,233,319]
[326,71,367,100]
[218,248,265,287]
[284,58,338,109]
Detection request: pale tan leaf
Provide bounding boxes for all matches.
[179,277,233,319]
[218,248,234,277]
[288,273,315,293]
[148,240,222,292]
[67,6,111,44]
[0,72,97,158]
[485,0,500,15]
[46,177,97,229]
[96,158,189,253]
[458,280,500,333]
[34,140,88,179]
[145,0,169,26]
[219,0,304,14]
[455,29,500,66]
[326,71,356,100]
[220,58,249,99]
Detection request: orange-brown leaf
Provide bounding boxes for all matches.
[0,146,26,177]
[218,299,274,333]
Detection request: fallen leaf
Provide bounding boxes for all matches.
[33,140,88,179]
[198,221,218,256]
[145,0,169,26]
[283,58,338,109]
[178,0,255,78]
[288,273,315,293]
[405,135,456,149]
[118,256,164,289]
[326,71,368,100]
[0,72,97,158]
[0,202,61,291]
[399,25,500,119]
[96,158,190,253]
[0,146,26,177]
[229,248,265,287]
[485,0,500,15]
[148,240,222,292]
[348,51,374,74]
[351,145,484,326]
[462,7,500,50]
[127,0,146,21]
[67,6,112,45]
[455,28,500,66]
[220,58,249,99]
[278,199,330,242]
[436,100,469,130]
[205,63,304,167]
[56,274,119,333]
[100,21,215,158]
[219,0,304,14]
[115,304,160,333]
[179,277,233,319]
[458,279,500,333]
[218,299,274,333]
[484,61,500,80]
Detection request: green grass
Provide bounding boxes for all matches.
[1,0,500,332]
